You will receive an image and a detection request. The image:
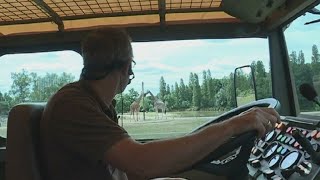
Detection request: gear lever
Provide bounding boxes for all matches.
[292,129,320,165]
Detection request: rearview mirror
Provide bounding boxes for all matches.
[234,65,257,107]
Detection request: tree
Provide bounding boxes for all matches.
[298,50,305,64]
[188,73,195,104]
[166,84,171,95]
[289,50,314,111]
[311,44,320,63]
[179,79,189,108]
[9,69,32,104]
[192,73,201,109]
[201,70,209,108]
[206,70,214,107]
[289,51,298,64]
[253,61,272,99]
[159,76,166,100]
[0,92,13,115]
[30,72,75,101]
[115,88,138,113]
[311,45,320,81]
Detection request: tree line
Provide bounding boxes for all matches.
[0,70,75,114]
[0,44,319,115]
[289,44,320,111]
[114,59,272,113]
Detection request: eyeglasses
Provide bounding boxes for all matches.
[129,73,135,81]
[128,60,135,84]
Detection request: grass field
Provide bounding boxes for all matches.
[237,94,255,106]
[0,111,224,139]
[119,111,222,139]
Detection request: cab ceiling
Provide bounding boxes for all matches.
[0,0,318,54]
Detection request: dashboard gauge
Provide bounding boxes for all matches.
[269,154,282,169]
[263,142,279,159]
[265,130,277,142]
[280,151,301,170]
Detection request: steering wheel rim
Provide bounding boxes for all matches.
[190,98,280,177]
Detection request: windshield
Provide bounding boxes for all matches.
[0,38,270,139]
[284,5,320,116]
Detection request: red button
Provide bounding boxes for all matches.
[290,128,296,134]
[286,127,292,133]
[302,130,308,136]
[311,130,318,138]
[316,132,320,140]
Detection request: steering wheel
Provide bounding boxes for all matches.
[190,98,280,179]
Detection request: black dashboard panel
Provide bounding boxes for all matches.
[247,116,320,179]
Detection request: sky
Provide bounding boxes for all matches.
[0,5,319,95]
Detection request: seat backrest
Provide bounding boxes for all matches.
[6,103,45,180]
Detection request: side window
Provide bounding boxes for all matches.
[0,51,83,138]
[284,5,320,116]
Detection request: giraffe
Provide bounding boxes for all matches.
[145,90,166,119]
[130,91,145,121]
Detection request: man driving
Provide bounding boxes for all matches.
[40,28,280,180]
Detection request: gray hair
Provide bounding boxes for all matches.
[81,28,133,68]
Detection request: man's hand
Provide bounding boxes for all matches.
[226,107,281,138]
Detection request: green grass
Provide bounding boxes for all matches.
[169,111,224,117]
[237,94,255,106]
[0,111,224,139]
[120,111,221,139]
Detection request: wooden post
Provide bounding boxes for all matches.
[121,95,124,127]
[142,82,145,121]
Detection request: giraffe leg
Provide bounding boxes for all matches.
[137,111,139,121]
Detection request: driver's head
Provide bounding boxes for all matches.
[80,28,134,92]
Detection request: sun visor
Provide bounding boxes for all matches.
[221,0,287,23]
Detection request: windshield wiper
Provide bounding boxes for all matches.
[305,8,320,25]
[305,18,320,25]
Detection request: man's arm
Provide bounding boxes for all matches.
[104,107,280,179]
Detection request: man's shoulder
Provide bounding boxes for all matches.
[47,81,96,108]
[52,81,83,99]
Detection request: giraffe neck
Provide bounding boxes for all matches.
[136,92,144,102]
[148,91,157,101]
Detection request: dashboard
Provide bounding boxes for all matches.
[247,116,320,180]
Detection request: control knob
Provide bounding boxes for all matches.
[263,169,276,179]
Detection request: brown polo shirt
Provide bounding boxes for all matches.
[40,80,129,180]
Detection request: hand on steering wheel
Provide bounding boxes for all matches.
[230,107,280,138]
[191,98,281,178]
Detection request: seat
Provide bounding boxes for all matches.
[5,103,45,180]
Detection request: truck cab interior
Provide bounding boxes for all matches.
[1,0,320,179]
